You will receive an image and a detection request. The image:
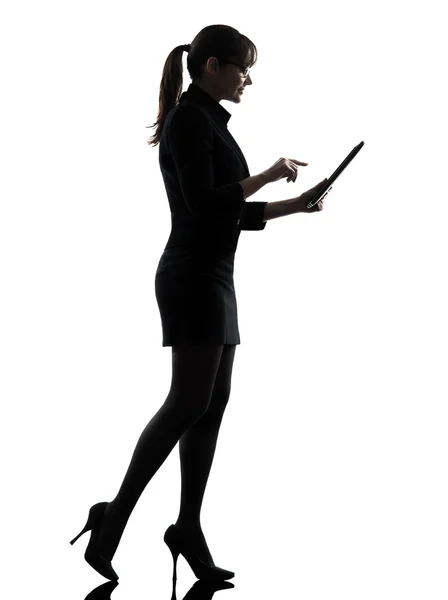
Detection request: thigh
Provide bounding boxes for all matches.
[212,344,237,400]
[169,344,225,413]
[200,344,237,423]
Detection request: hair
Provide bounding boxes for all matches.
[146,24,257,147]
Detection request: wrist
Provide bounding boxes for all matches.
[291,195,304,213]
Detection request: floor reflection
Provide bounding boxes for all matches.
[81,577,235,600]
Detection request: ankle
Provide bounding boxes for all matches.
[106,500,120,516]
[175,519,201,530]
[105,501,130,526]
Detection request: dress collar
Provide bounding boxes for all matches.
[178,83,232,126]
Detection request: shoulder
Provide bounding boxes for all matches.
[166,103,214,151]
[170,102,211,128]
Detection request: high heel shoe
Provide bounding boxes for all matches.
[69,501,119,581]
[164,524,235,582]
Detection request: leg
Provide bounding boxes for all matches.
[174,344,237,563]
[96,343,225,560]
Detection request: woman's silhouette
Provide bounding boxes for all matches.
[70,23,326,583]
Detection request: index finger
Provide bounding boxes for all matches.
[291,159,309,165]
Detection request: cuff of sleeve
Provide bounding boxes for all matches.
[239,201,268,230]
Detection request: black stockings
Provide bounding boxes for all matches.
[97,343,236,559]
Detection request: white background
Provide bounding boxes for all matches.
[1,1,447,598]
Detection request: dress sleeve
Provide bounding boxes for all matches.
[238,201,268,230]
[168,104,244,220]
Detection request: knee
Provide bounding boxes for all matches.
[163,388,212,426]
[201,388,231,422]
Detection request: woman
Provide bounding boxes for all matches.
[70,23,327,584]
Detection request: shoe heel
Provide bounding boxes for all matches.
[69,504,100,545]
[163,524,235,582]
[164,528,181,581]
[69,501,119,581]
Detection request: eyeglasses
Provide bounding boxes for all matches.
[226,61,250,78]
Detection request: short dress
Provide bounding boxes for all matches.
[154,83,268,347]
[154,246,240,347]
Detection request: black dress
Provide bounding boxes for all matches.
[155,83,268,347]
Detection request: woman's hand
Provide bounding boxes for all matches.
[294,178,329,213]
[262,157,308,184]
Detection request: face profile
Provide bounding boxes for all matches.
[193,54,253,104]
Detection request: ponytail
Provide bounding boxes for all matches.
[146,25,257,147]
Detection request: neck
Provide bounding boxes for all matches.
[192,80,221,103]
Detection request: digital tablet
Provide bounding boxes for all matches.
[307,141,365,208]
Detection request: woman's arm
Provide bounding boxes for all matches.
[262,197,301,221]
[238,172,304,221]
[238,172,269,199]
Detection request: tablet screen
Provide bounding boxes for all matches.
[307,141,365,208]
